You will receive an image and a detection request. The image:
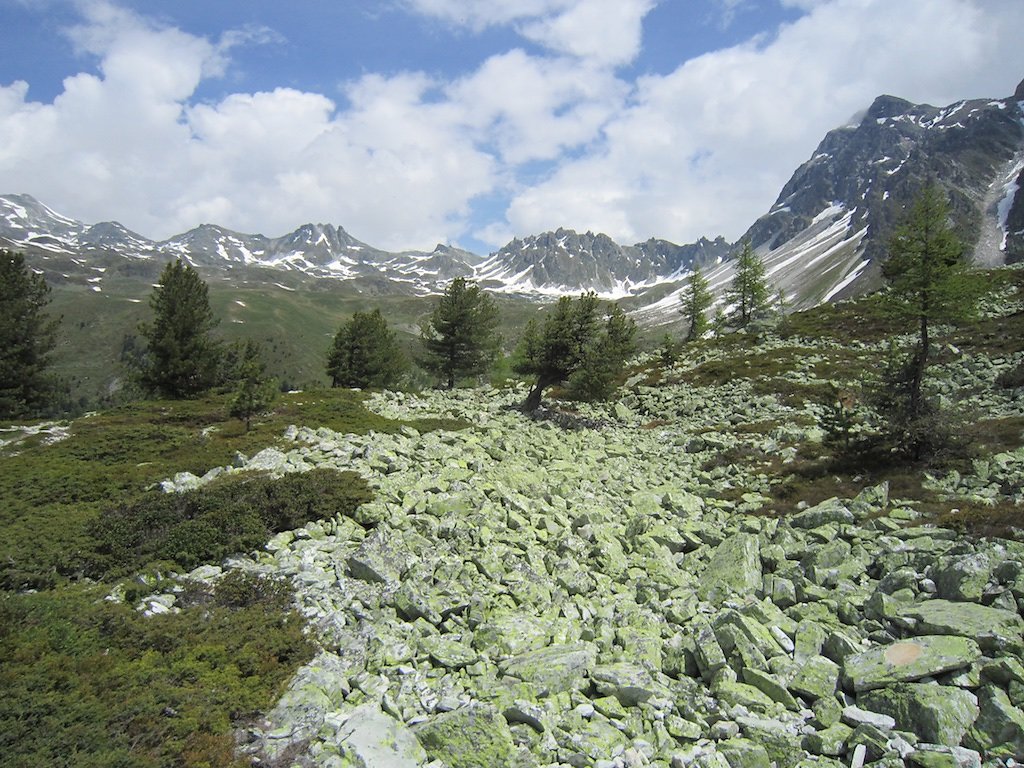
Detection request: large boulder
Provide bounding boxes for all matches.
[859,683,979,746]
[898,599,1024,654]
[412,704,516,768]
[497,642,597,696]
[842,636,982,692]
[334,704,428,767]
[698,532,763,602]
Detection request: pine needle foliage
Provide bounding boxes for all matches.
[419,278,501,389]
[138,260,221,399]
[0,250,60,419]
[681,265,714,341]
[327,308,407,389]
[727,242,771,328]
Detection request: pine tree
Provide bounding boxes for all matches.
[229,340,278,432]
[727,242,771,327]
[681,265,713,341]
[0,250,60,419]
[138,260,220,399]
[878,184,985,457]
[420,277,500,388]
[514,293,636,410]
[327,308,407,389]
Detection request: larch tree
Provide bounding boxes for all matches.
[681,264,714,341]
[878,183,986,456]
[0,250,60,419]
[229,339,278,432]
[419,277,501,389]
[138,260,221,399]
[727,242,771,328]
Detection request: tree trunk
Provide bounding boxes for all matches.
[447,371,455,389]
[522,379,546,411]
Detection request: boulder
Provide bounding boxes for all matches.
[842,636,982,692]
[963,686,1024,759]
[497,643,597,697]
[698,532,763,602]
[898,599,1024,654]
[334,704,428,767]
[412,704,516,768]
[859,683,979,746]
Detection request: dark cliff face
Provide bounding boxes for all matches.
[743,90,1024,268]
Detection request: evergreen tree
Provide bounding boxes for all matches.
[0,250,59,419]
[878,184,985,457]
[727,242,771,327]
[567,303,637,402]
[513,293,636,410]
[138,260,220,399]
[681,265,713,341]
[420,277,500,388]
[327,308,407,389]
[229,340,278,432]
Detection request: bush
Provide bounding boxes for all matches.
[86,468,372,577]
[0,578,313,768]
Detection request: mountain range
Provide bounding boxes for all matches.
[3,78,1023,319]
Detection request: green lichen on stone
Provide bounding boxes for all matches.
[412,704,516,768]
[859,683,979,746]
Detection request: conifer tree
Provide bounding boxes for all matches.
[681,265,713,341]
[420,277,500,388]
[327,308,407,389]
[138,260,220,399]
[727,242,771,327]
[878,183,985,456]
[0,250,59,419]
[513,293,636,410]
[229,339,278,432]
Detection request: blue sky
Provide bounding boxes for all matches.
[2,0,1023,253]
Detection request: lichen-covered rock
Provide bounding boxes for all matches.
[788,655,840,702]
[591,662,670,707]
[963,685,1024,759]
[859,683,979,746]
[412,703,516,768]
[333,704,428,767]
[498,643,597,697]
[699,532,762,602]
[898,599,1024,654]
[842,636,982,692]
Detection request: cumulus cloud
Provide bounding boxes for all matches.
[495,0,1024,245]
[1,0,1022,254]
[405,0,655,67]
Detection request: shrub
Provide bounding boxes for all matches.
[86,469,372,577]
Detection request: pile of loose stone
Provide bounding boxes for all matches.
[160,362,1024,768]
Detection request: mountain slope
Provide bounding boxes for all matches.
[630,80,1024,325]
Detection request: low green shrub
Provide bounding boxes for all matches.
[86,469,371,577]
[0,576,312,768]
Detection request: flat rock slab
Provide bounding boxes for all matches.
[898,599,1024,654]
[336,704,427,768]
[843,636,982,692]
[497,642,597,697]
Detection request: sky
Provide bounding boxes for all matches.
[1,0,1023,254]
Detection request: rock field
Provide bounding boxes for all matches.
[162,332,1024,768]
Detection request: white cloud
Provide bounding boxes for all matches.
[495,0,1024,245]
[405,0,655,67]
[1,0,1023,256]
